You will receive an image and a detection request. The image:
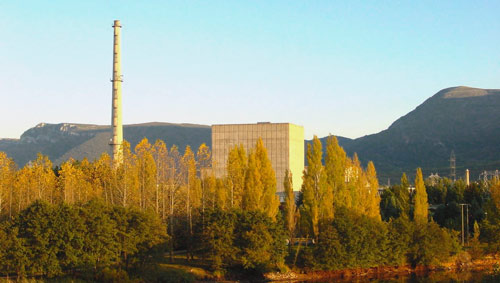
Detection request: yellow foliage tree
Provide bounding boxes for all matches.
[301,136,333,240]
[226,145,247,209]
[414,167,428,223]
[243,138,280,220]
[0,152,16,218]
[135,138,157,211]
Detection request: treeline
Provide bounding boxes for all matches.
[1,135,500,280]
[0,200,167,280]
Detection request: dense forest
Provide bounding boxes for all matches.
[1,136,500,281]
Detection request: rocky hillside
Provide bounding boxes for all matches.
[0,122,211,166]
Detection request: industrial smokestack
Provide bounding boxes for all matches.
[466,169,470,186]
[110,20,123,164]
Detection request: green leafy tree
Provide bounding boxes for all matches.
[234,211,287,272]
[16,201,61,277]
[197,209,237,271]
[409,221,458,266]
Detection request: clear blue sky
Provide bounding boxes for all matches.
[1,1,499,139]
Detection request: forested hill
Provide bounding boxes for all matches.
[321,86,500,183]
[0,122,211,166]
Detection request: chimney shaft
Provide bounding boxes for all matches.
[466,169,470,186]
[111,20,123,164]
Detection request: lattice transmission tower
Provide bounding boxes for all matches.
[450,150,456,181]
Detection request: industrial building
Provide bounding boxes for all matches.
[211,123,304,192]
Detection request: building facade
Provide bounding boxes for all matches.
[211,123,304,192]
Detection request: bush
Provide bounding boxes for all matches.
[196,209,287,274]
[308,208,390,270]
[409,221,460,266]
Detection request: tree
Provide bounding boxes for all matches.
[93,153,114,205]
[242,139,280,220]
[414,168,428,223]
[364,161,381,220]
[0,152,16,218]
[166,145,182,261]
[114,141,137,207]
[324,136,349,210]
[300,136,333,240]
[135,138,157,211]
[197,143,212,217]
[283,170,296,245]
[469,220,482,259]
[226,145,247,209]
[59,159,90,204]
[181,146,200,260]
[0,224,27,279]
[397,173,411,217]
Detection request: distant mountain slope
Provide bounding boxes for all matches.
[0,122,211,166]
[320,86,500,182]
[2,86,499,182]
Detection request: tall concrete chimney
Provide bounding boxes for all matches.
[466,169,470,186]
[110,20,123,164]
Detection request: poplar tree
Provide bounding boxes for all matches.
[197,143,211,216]
[226,145,247,209]
[59,160,79,204]
[181,146,200,260]
[114,141,137,207]
[301,136,333,240]
[283,170,296,244]
[325,136,349,209]
[135,138,157,211]
[365,161,381,220]
[349,153,363,215]
[0,152,15,217]
[397,173,410,217]
[152,140,168,217]
[167,145,181,262]
[243,139,280,219]
[413,168,428,223]
[25,154,56,205]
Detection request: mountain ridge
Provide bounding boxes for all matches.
[1,86,499,183]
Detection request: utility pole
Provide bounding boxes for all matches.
[459,203,470,245]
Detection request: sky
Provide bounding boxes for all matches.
[1,1,499,140]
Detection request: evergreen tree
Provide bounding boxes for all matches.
[413,168,428,223]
